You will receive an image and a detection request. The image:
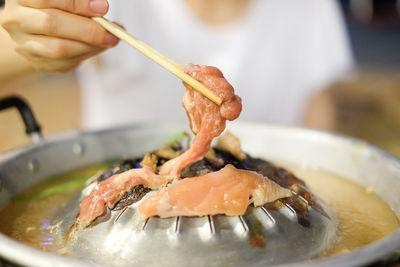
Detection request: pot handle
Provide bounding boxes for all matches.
[0,96,42,144]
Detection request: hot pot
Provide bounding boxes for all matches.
[0,96,399,266]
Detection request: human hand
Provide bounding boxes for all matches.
[0,0,119,72]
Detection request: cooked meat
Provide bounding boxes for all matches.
[216,131,246,160]
[113,185,151,211]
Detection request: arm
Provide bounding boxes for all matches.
[0,0,119,75]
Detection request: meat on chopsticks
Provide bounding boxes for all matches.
[159,64,242,178]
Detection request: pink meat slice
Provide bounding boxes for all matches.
[139,165,292,219]
[73,167,170,230]
[159,64,242,178]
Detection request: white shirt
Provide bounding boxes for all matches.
[78,0,353,129]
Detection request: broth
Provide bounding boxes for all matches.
[0,162,398,258]
[0,164,108,253]
[284,162,400,256]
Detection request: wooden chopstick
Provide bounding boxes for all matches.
[92,17,222,106]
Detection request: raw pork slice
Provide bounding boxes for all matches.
[139,164,292,219]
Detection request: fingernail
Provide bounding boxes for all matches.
[105,33,118,46]
[90,0,108,14]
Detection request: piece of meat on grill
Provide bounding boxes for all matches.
[139,164,292,219]
[70,166,171,232]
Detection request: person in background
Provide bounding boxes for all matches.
[0,0,354,130]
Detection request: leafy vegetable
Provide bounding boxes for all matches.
[13,178,88,201]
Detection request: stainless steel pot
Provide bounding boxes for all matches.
[0,99,399,266]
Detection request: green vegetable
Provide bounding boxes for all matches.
[13,178,87,201]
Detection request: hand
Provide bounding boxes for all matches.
[0,0,119,73]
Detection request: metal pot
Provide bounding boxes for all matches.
[0,97,399,266]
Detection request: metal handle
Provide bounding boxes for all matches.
[0,96,42,144]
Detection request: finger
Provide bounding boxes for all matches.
[20,8,119,48]
[17,0,109,17]
[16,34,106,60]
[57,49,105,73]
[25,48,104,73]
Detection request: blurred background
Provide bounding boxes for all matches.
[333,0,400,155]
[0,0,400,155]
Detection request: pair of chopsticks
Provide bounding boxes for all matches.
[92,17,222,106]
